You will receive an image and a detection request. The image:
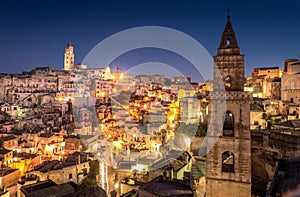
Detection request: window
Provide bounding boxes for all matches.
[69,173,73,179]
[291,81,296,89]
[225,76,231,89]
[222,151,234,172]
[254,121,259,125]
[226,39,231,45]
[223,111,234,136]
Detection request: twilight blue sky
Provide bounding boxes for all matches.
[0,0,299,81]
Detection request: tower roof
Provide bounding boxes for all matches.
[217,15,241,55]
[67,41,72,47]
[224,16,234,32]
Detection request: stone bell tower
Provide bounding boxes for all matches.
[205,14,252,197]
[64,41,74,70]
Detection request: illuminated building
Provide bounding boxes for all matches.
[0,148,13,166]
[0,135,18,151]
[282,59,300,104]
[8,153,40,176]
[64,42,74,71]
[27,153,89,185]
[252,66,282,78]
[0,168,20,197]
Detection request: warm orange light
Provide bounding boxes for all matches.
[168,116,174,121]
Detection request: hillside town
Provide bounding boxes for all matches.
[0,17,299,197]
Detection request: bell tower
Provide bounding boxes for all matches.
[64,41,74,70]
[205,15,252,197]
[213,15,245,92]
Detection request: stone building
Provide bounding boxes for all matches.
[0,148,13,166]
[205,15,252,196]
[246,66,282,99]
[19,180,76,197]
[0,168,21,196]
[252,66,282,78]
[9,152,40,176]
[179,96,200,124]
[250,103,266,130]
[27,153,89,185]
[64,42,74,71]
[0,135,18,151]
[64,135,85,154]
[0,75,13,101]
[281,59,300,104]
[135,74,165,86]
[138,175,193,197]
[283,59,300,74]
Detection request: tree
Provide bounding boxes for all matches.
[77,179,107,197]
[262,113,268,120]
[89,160,100,180]
[196,122,208,137]
[77,159,107,196]
[262,113,275,129]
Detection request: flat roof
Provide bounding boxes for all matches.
[141,177,193,197]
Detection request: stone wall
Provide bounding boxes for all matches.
[28,161,89,185]
[251,130,300,159]
[251,129,300,196]
[1,169,20,187]
[206,179,251,197]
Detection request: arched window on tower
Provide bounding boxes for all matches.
[222,151,234,172]
[226,39,231,46]
[223,111,234,136]
[225,76,231,89]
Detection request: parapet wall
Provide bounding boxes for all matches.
[251,129,300,158]
[210,91,252,101]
